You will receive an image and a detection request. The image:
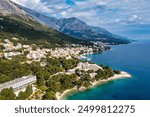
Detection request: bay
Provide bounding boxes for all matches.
[67,40,150,100]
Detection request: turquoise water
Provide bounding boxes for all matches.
[67,40,150,100]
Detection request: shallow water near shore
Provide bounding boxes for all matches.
[66,40,150,100]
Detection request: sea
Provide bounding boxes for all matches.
[66,40,150,100]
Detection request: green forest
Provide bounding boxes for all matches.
[0,53,120,100]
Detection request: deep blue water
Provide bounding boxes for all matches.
[67,40,150,100]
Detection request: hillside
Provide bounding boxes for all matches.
[0,0,91,48]
[58,17,130,44]
[0,15,88,48]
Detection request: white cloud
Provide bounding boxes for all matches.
[60,11,67,16]
[129,15,139,22]
[11,0,51,13]
[11,0,150,27]
[114,19,121,23]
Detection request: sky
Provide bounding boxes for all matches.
[11,0,150,39]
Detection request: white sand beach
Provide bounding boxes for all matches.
[56,71,132,100]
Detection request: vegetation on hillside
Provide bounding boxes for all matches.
[0,14,122,100]
[0,55,121,100]
[0,56,79,84]
[0,15,91,48]
[0,84,33,100]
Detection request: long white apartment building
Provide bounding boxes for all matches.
[0,75,36,92]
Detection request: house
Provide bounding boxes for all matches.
[0,53,3,58]
[4,52,22,58]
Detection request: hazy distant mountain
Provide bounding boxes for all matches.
[18,5,130,44]
[58,17,130,44]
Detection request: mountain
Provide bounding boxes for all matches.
[58,17,129,44]
[18,5,130,44]
[0,0,33,20]
[0,0,88,48]
[0,0,25,15]
[59,18,130,44]
[17,5,60,30]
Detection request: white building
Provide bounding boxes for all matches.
[0,75,36,92]
[3,42,14,51]
[27,49,46,60]
[4,52,22,58]
[76,62,102,72]
[14,43,22,50]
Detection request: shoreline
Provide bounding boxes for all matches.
[56,71,132,100]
